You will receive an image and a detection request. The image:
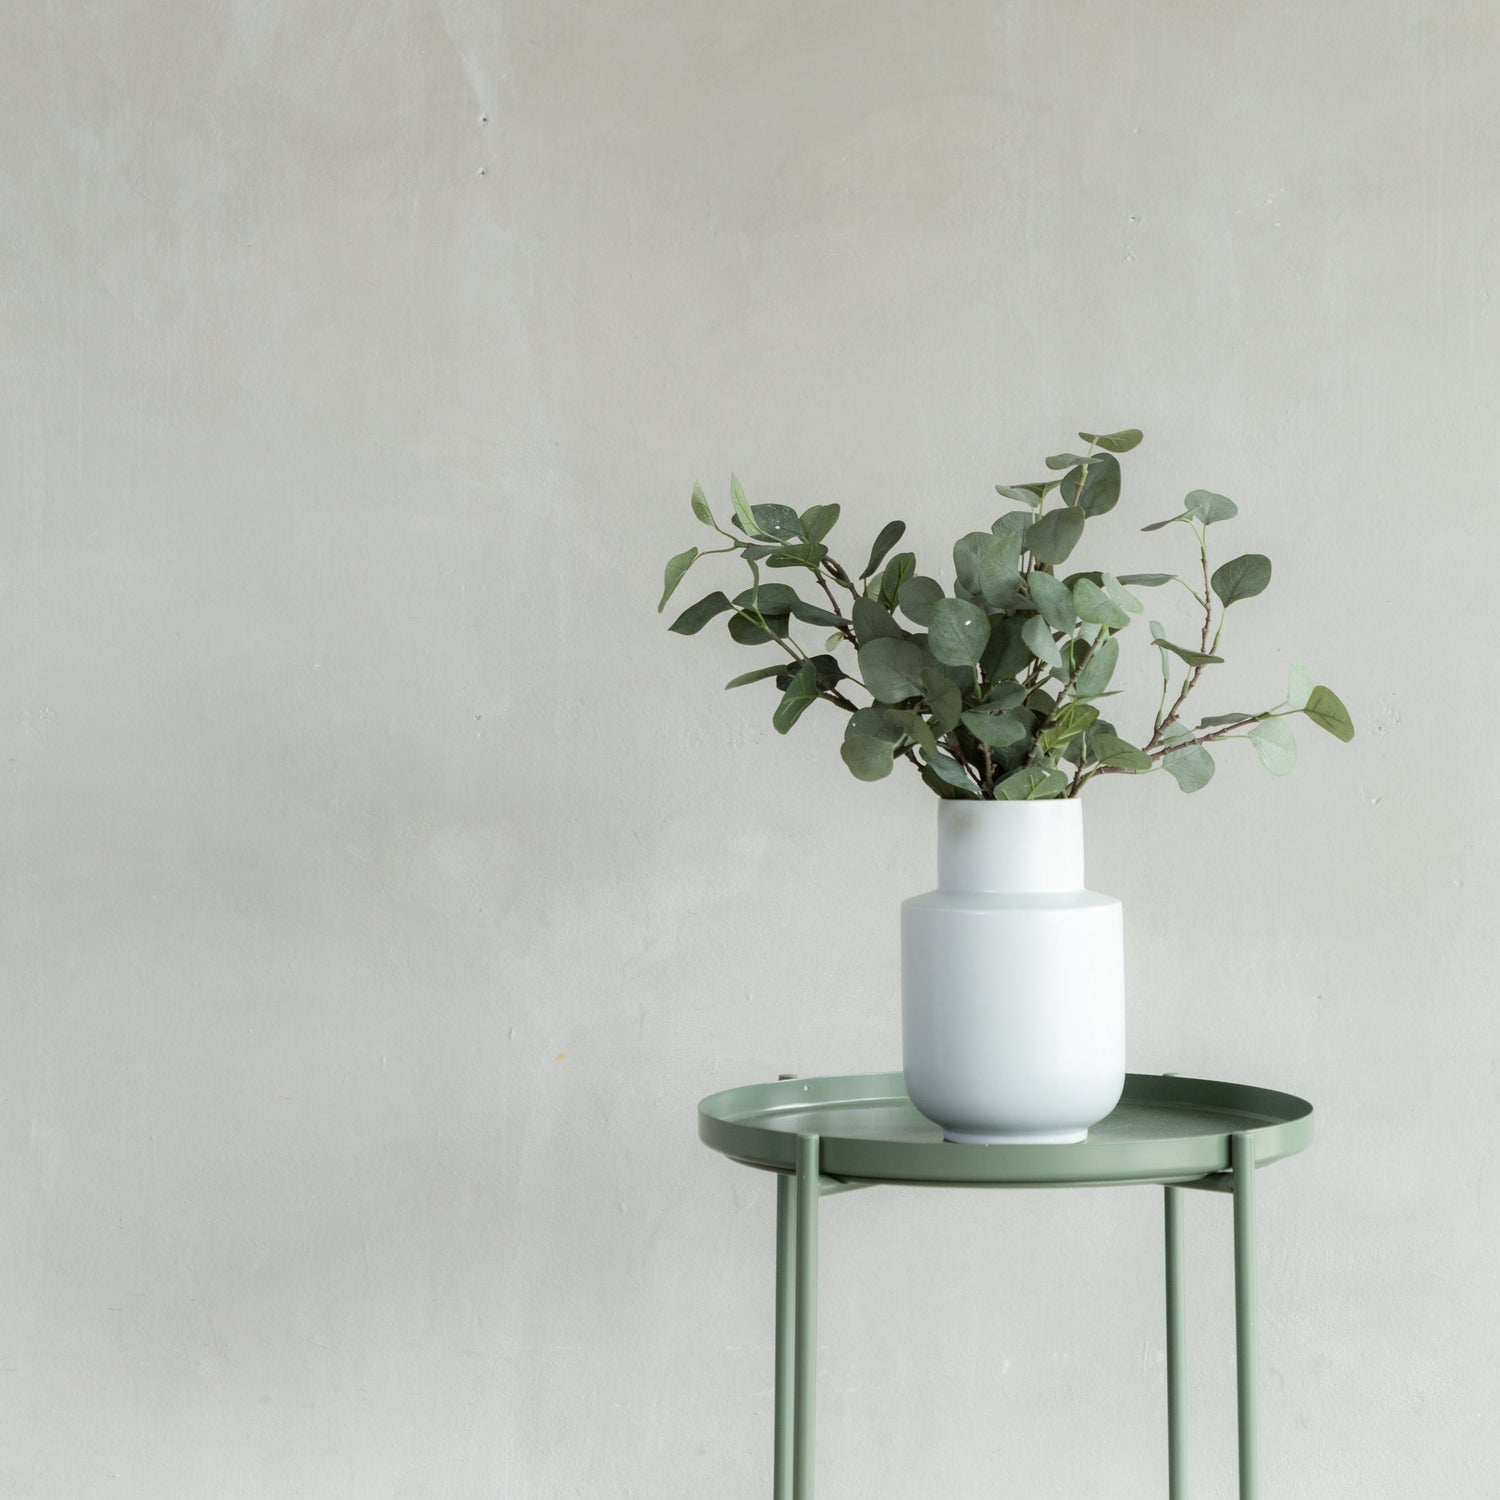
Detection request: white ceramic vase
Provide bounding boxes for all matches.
[901,799,1125,1144]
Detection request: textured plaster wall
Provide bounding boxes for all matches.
[0,2,1495,1496]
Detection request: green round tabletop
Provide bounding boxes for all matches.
[698,1071,1313,1188]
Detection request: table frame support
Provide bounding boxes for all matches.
[770,1125,1266,1499]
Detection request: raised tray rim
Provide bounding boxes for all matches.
[698,1071,1314,1187]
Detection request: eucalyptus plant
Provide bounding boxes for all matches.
[659,429,1353,799]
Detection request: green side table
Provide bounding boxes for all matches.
[698,1071,1313,1500]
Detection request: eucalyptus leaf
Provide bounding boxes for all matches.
[1117,573,1175,586]
[1163,744,1216,792]
[766,542,829,569]
[1303,685,1355,742]
[724,663,786,690]
[1027,570,1076,633]
[997,765,1068,800]
[852,595,904,643]
[1287,663,1313,711]
[1151,630,1224,667]
[1089,732,1152,771]
[691,483,714,526]
[727,609,788,646]
[995,485,1043,509]
[1074,635,1120,698]
[1025,507,1085,566]
[898,574,945,626]
[858,637,926,701]
[1198,712,1252,727]
[1211,553,1272,606]
[981,614,1034,680]
[1041,701,1098,754]
[1102,573,1144,615]
[888,709,941,756]
[1022,613,1064,671]
[786,597,847,629]
[841,735,896,782]
[920,668,963,733]
[669,590,733,635]
[749,503,802,541]
[1077,428,1143,453]
[1072,454,1122,517]
[953,531,998,594]
[1141,513,1190,532]
[733,582,800,615]
[860,520,906,580]
[979,543,1027,609]
[961,709,1028,749]
[991,510,1034,543]
[1249,716,1297,775]
[1045,451,1092,470]
[658,547,698,611]
[730,475,763,537]
[878,551,916,610]
[984,681,1027,710]
[928,596,991,666]
[848,707,907,745]
[1073,577,1130,630]
[772,661,820,734]
[1185,489,1238,525]
[922,751,975,791]
[799,503,841,543]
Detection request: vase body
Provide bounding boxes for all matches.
[901,800,1125,1144]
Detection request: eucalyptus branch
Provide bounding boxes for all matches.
[662,439,1354,800]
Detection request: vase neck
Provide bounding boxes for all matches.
[936,800,1085,893]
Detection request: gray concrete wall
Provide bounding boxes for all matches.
[1,2,1492,1495]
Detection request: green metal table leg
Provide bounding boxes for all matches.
[774,1169,796,1499]
[793,1134,820,1500]
[1231,1131,1259,1500]
[1164,1184,1187,1500]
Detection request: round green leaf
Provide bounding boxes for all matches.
[1303,685,1354,742]
[841,734,896,782]
[996,765,1068,801]
[1077,428,1143,453]
[921,751,974,790]
[1287,663,1313,711]
[927,597,991,666]
[1072,577,1130,630]
[669,590,733,635]
[898,574,945,626]
[1163,744,1215,792]
[852,595,904,643]
[1025,507,1085,566]
[961,710,1028,749]
[1211,553,1272,606]
[1027,571,1076,633]
[690,483,714,526]
[750,503,803,541]
[799,503,841,543]
[1249,716,1296,775]
[1074,635,1119,699]
[772,661,820,734]
[857,637,925,701]
[1185,489,1238,526]
[920,668,963,733]
[1022,613,1064,671]
[1065,454,1121,517]
[1089,732,1151,771]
